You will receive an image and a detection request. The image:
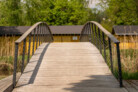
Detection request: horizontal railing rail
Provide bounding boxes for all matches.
[13,22,53,88]
[80,21,123,87]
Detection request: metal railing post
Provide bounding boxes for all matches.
[88,23,92,42]
[84,26,86,42]
[42,24,45,43]
[92,24,96,45]
[27,34,31,63]
[94,25,98,48]
[36,26,39,49]
[21,39,26,73]
[108,38,113,73]
[90,23,93,43]
[39,25,41,46]
[102,32,107,63]
[116,43,123,87]
[13,43,18,88]
[45,25,47,42]
[32,29,36,55]
[41,24,43,44]
[46,27,48,42]
[98,28,102,53]
[91,24,94,44]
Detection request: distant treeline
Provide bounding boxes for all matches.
[0,0,94,26]
[99,0,138,25]
[0,0,137,26]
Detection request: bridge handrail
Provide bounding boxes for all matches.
[80,21,123,87]
[80,21,119,43]
[15,22,53,43]
[13,22,53,88]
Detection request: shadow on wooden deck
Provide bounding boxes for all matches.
[15,43,50,88]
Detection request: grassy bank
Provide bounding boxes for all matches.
[0,55,28,80]
[103,48,138,80]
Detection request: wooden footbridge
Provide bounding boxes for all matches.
[12,21,126,92]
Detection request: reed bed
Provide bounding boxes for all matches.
[119,35,138,79]
[101,34,138,79]
[0,35,37,79]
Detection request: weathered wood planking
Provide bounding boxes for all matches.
[13,42,127,92]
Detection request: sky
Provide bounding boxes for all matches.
[21,0,100,9]
[88,0,100,8]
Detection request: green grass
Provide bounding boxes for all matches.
[101,49,138,80]
[0,55,29,80]
[122,72,138,80]
[120,49,138,60]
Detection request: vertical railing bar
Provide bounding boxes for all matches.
[94,25,98,48]
[93,24,96,45]
[27,34,31,63]
[13,43,19,88]
[98,28,102,53]
[102,32,107,63]
[82,29,85,42]
[39,25,41,46]
[44,25,47,42]
[90,24,92,42]
[81,30,83,41]
[35,28,37,51]
[41,24,43,44]
[116,43,123,87]
[36,26,39,49]
[32,29,36,55]
[83,26,85,41]
[46,25,48,42]
[43,24,45,43]
[83,27,85,41]
[90,23,93,43]
[82,29,85,41]
[108,38,113,73]
[91,23,94,44]
[21,38,26,74]
[86,24,89,41]
[88,23,92,42]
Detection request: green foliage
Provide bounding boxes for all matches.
[0,0,24,26]
[24,0,92,25]
[0,0,93,26]
[109,0,138,25]
[99,0,138,25]
[101,20,113,32]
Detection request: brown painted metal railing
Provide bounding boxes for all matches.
[13,22,53,88]
[80,21,123,87]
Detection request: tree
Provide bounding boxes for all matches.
[0,0,23,26]
[0,0,93,26]
[99,0,138,25]
[24,0,92,25]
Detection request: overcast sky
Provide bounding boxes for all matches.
[21,0,100,8]
[88,0,100,8]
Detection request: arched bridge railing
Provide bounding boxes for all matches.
[13,22,53,88]
[80,21,123,87]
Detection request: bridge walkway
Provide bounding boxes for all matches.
[13,42,126,92]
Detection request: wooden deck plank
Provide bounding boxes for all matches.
[13,42,127,92]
